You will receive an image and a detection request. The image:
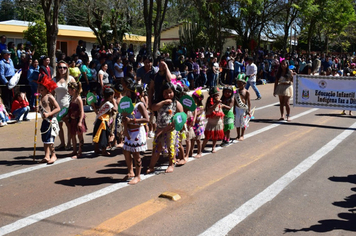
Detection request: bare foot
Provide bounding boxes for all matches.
[39,157,50,163]
[128,177,141,185]
[123,173,135,181]
[349,112,353,116]
[116,143,124,148]
[195,153,202,158]
[165,165,174,173]
[211,149,216,153]
[47,155,57,164]
[72,155,78,159]
[176,159,187,166]
[146,168,155,174]
[278,117,284,121]
[238,136,244,141]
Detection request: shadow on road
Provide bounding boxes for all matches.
[284,175,356,234]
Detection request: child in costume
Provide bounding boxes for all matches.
[190,87,206,158]
[67,81,87,158]
[234,74,251,141]
[0,97,10,126]
[122,83,149,185]
[93,88,116,156]
[220,86,235,147]
[147,82,183,174]
[202,87,227,153]
[37,75,61,164]
[114,82,124,148]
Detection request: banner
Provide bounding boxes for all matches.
[294,75,356,111]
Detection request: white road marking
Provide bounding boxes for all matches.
[199,121,356,236]
[0,108,320,234]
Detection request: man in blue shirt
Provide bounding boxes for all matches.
[0,49,16,111]
[0,35,7,52]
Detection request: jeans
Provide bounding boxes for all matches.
[245,81,261,98]
[12,106,30,121]
[0,111,9,122]
[207,72,217,88]
[29,82,38,108]
[228,70,234,85]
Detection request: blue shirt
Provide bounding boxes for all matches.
[0,58,15,85]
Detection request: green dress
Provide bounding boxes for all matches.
[223,107,234,132]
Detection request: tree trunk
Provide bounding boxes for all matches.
[144,0,153,57]
[41,0,61,69]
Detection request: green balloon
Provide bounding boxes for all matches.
[56,107,68,122]
[118,96,134,114]
[86,92,97,105]
[180,95,196,111]
[171,112,187,131]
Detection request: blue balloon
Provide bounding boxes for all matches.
[289,65,295,70]
[185,80,190,87]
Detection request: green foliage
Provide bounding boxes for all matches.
[160,42,178,56]
[23,19,47,59]
[0,0,15,21]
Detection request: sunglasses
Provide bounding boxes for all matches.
[58,66,68,69]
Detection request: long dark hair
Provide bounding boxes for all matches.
[276,59,292,79]
[220,86,233,105]
[160,82,176,102]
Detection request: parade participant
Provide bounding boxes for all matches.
[234,74,251,141]
[273,59,293,121]
[113,83,124,148]
[220,86,235,147]
[54,61,76,150]
[37,75,60,164]
[245,57,262,100]
[93,88,116,156]
[190,87,206,158]
[122,83,149,185]
[202,87,226,153]
[67,81,87,159]
[147,82,183,174]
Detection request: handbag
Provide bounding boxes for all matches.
[50,117,60,137]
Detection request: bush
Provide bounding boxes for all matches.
[23,19,47,59]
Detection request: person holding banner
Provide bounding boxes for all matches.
[273,59,293,121]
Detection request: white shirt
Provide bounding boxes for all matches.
[246,62,257,82]
[114,63,124,78]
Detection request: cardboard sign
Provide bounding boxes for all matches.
[171,112,187,131]
[56,107,68,122]
[180,95,196,111]
[118,96,134,114]
[86,92,97,105]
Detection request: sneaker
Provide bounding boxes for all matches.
[23,118,30,121]
[0,122,4,127]
[256,97,262,100]
[148,131,155,138]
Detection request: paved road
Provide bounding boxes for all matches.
[0,84,355,236]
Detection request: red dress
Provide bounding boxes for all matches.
[68,102,87,134]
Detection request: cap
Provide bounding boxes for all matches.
[1,49,11,55]
[209,86,220,96]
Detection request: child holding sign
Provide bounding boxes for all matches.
[67,81,87,158]
[147,82,183,174]
[120,84,149,184]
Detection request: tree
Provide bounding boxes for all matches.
[40,0,63,69]
[143,0,169,58]
[23,19,47,58]
[0,0,15,21]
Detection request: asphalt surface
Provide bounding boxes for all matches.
[0,83,355,236]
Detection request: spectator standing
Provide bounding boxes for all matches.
[0,49,15,111]
[8,42,18,67]
[245,57,262,100]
